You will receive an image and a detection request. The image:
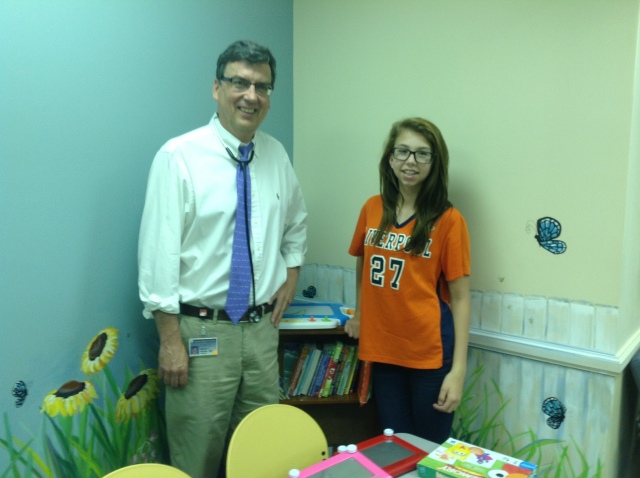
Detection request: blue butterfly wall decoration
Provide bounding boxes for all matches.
[302,286,316,298]
[12,380,28,408]
[535,217,567,254]
[542,396,566,429]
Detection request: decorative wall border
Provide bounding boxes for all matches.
[297,264,634,375]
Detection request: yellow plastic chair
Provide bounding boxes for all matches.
[102,463,191,477]
[226,404,329,478]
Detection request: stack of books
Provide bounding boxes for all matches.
[280,341,366,399]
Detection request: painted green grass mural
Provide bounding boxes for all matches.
[1,327,167,478]
[452,364,603,478]
[2,342,606,477]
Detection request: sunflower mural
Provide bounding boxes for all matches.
[42,380,98,417]
[1,327,167,477]
[81,327,119,375]
[116,369,160,423]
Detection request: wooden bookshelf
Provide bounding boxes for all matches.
[278,326,378,446]
[280,392,360,405]
[279,327,352,337]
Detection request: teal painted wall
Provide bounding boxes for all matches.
[0,0,293,465]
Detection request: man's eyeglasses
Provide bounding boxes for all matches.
[219,76,273,97]
[392,147,433,164]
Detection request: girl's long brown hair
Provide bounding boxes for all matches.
[373,117,452,255]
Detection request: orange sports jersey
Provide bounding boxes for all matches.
[348,195,471,369]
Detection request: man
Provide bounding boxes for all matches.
[138,40,307,478]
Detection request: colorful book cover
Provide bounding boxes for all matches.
[356,360,372,405]
[331,344,350,396]
[338,345,357,395]
[314,343,335,397]
[297,348,322,396]
[321,340,344,397]
[308,352,330,397]
[280,342,300,399]
[347,352,361,395]
[417,438,537,477]
[289,342,314,396]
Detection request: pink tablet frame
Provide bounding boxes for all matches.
[297,449,392,478]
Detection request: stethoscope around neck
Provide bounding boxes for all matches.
[213,116,259,316]
[225,146,254,168]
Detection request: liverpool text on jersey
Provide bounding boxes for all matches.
[364,228,432,258]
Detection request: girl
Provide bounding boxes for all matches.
[346,117,471,444]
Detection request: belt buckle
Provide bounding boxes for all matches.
[248,306,261,323]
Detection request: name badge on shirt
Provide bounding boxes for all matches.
[189,337,218,357]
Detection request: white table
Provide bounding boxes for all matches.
[395,433,439,478]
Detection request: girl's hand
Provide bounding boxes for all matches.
[344,317,360,338]
[433,368,465,413]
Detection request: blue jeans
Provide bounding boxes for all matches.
[372,361,454,444]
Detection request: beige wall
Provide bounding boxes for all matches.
[620,15,640,353]
[293,0,638,314]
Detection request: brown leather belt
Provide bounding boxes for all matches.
[179,302,275,323]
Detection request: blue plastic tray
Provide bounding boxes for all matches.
[281,301,351,326]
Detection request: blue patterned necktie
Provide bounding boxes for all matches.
[225,142,254,324]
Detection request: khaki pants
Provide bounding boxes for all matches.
[166,313,279,478]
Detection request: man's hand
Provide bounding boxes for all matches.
[269,267,300,327]
[154,311,189,388]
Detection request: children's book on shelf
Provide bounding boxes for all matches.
[320,340,344,397]
[337,345,358,395]
[288,342,315,397]
[331,344,351,396]
[313,343,335,397]
[308,349,331,397]
[347,356,361,395]
[280,340,371,400]
[297,348,322,395]
[357,360,373,405]
[280,342,300,399]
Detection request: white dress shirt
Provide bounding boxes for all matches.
[138,114,308,319]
